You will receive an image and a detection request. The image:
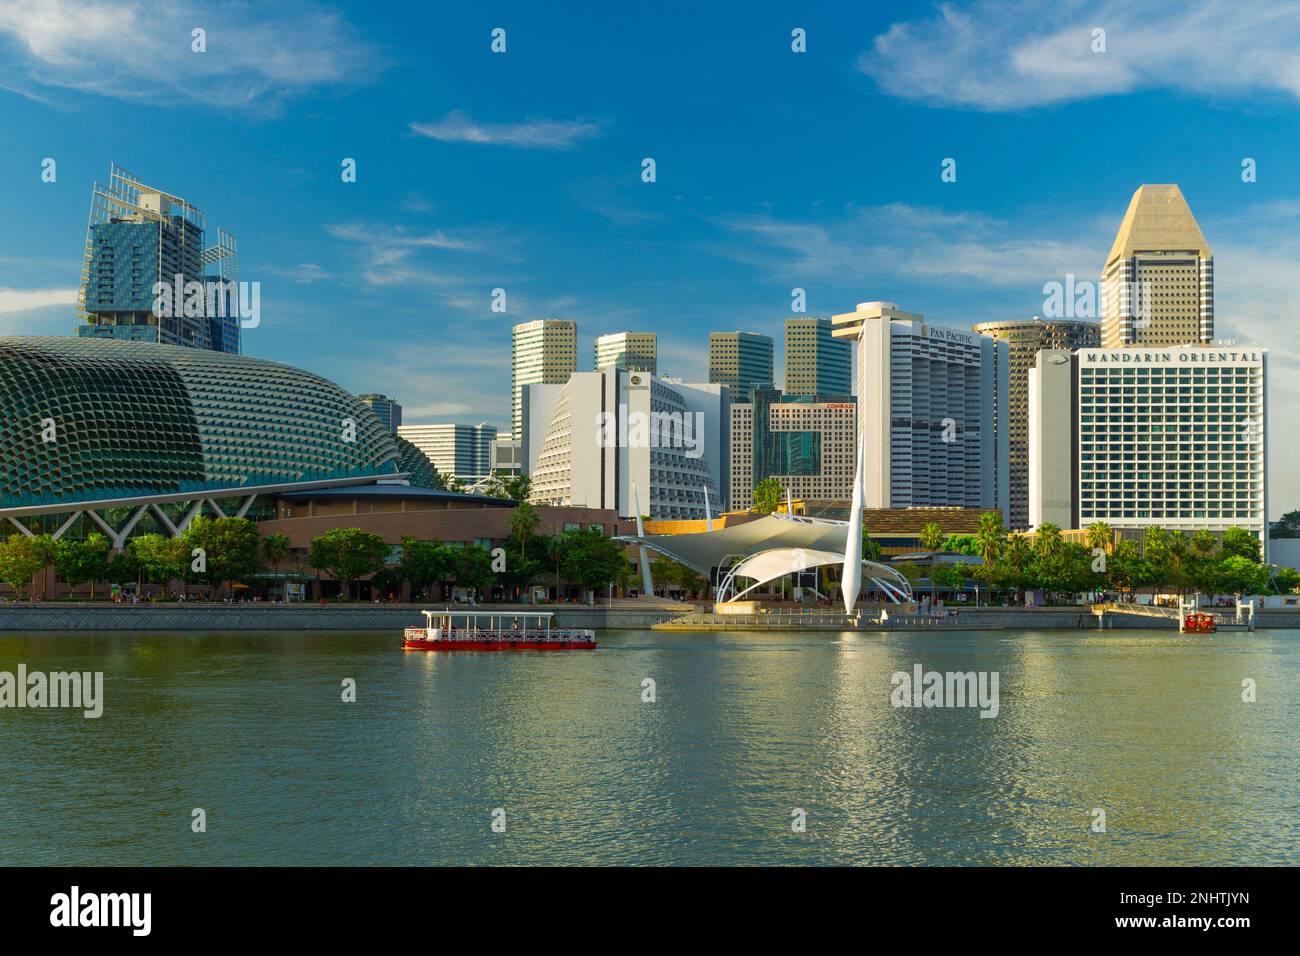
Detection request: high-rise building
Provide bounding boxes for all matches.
[594,331,657,374]
[1027,350,1078,531]
[512,319,577,440]
[831,301,1009,514]
[971,318,1100,529]
[1101,184,1213,348]
[522,369,727,519]
[357,393,402,433]
[784,317,851,396]
[709,331,773,392]
[76,164,241,354]
[1028,346,1268,555]
[397,423,497,481]
[728,388,856,512]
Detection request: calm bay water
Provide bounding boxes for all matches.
[0,628,1296,866]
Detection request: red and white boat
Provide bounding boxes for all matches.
[403,609,597,651]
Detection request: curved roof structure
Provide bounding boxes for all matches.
[0,337,410,510]
[720,547,910,601]
[620,512,852,574]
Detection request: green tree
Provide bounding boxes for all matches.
[559,527,632,601]
[1266,566,1300,595]
[976,511,1006,565]
[0,533,48,600]
[1189,529,1218,559]
[399,538,453,601]
[54,534,110,600]
[308,527,390,600]
[1033,523,1064,561]
[451,544,496,601]
[752,477,783,514]
[184,516,261,596]
[1107,539,1144,599]
[1221,527,1261,562]
[1271,510,1300,538]
[1085,521,1113,553]
[507,501,539,552]
[919,522,944,552]
[129,534,190,591]
[483,473,532,501]
[1217,555,1269,596]
[861,524,883,562]
[261,533,291,573]
[942,533,980,556]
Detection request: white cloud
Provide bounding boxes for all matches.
[717,203,1107,290]
[0,0,380,111]
[0,286,76,313]
[266,263,331,284]
[859,0,1300,111]
[409,111,601,150]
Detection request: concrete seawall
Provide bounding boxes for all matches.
[2,603,1298,632]
[0,603,684,632]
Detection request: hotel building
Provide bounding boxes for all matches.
[522,369,727,520]
[971,318,1100,529]
[1028,346,1268,555]
[784,317,851,397]
[357,393,402,433]
[76,163,241,354]
[511,319,577,440]
[397,423,497,481]
[728,388,856,512]
[832,301,1009,515]
[1101,184,1213,348]
[594,331,657,374]
[709,331,774,392]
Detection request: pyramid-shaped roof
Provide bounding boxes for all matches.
[1105,184,1212,267]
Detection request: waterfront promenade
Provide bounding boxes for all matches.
[4,602,1300,631]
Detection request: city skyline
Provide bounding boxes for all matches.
[1,1,1298,514]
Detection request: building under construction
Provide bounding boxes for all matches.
[75,163,241,354]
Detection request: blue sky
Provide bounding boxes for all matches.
[2,0,1300,513]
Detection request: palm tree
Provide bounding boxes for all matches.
[508,501,539,552]
[976,511,1006,565]
[1033,522,1063,560]
[919,522,944,553]
[1085,521,1112,554]
[752,477,783,514]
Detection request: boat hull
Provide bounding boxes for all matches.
[403,639,597,651]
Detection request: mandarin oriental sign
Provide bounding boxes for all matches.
[1083,349,1262,365]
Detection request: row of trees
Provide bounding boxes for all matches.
[305,504,634,602]
[904,514,1294,600]
[0,517,269,600]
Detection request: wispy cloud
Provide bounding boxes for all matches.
[859,0,1300,111]
[0,0,381,112]
[265,263,331,284]
[409,111,602,150]
[716,203,1107,290]
[0,286,76,313]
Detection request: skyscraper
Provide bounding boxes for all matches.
[398,423,497,481]
[784,317,851,396]
[832,301,1009,514]
[76,163,241,354]
[594,331,657,374]
[971,318,1100,529]
[511,319,577,440]
[1028,345,1267,556]
[1101,184,1213,348]
[728,388,856,512]
[357,393,403,433]
[709,331,773,392]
